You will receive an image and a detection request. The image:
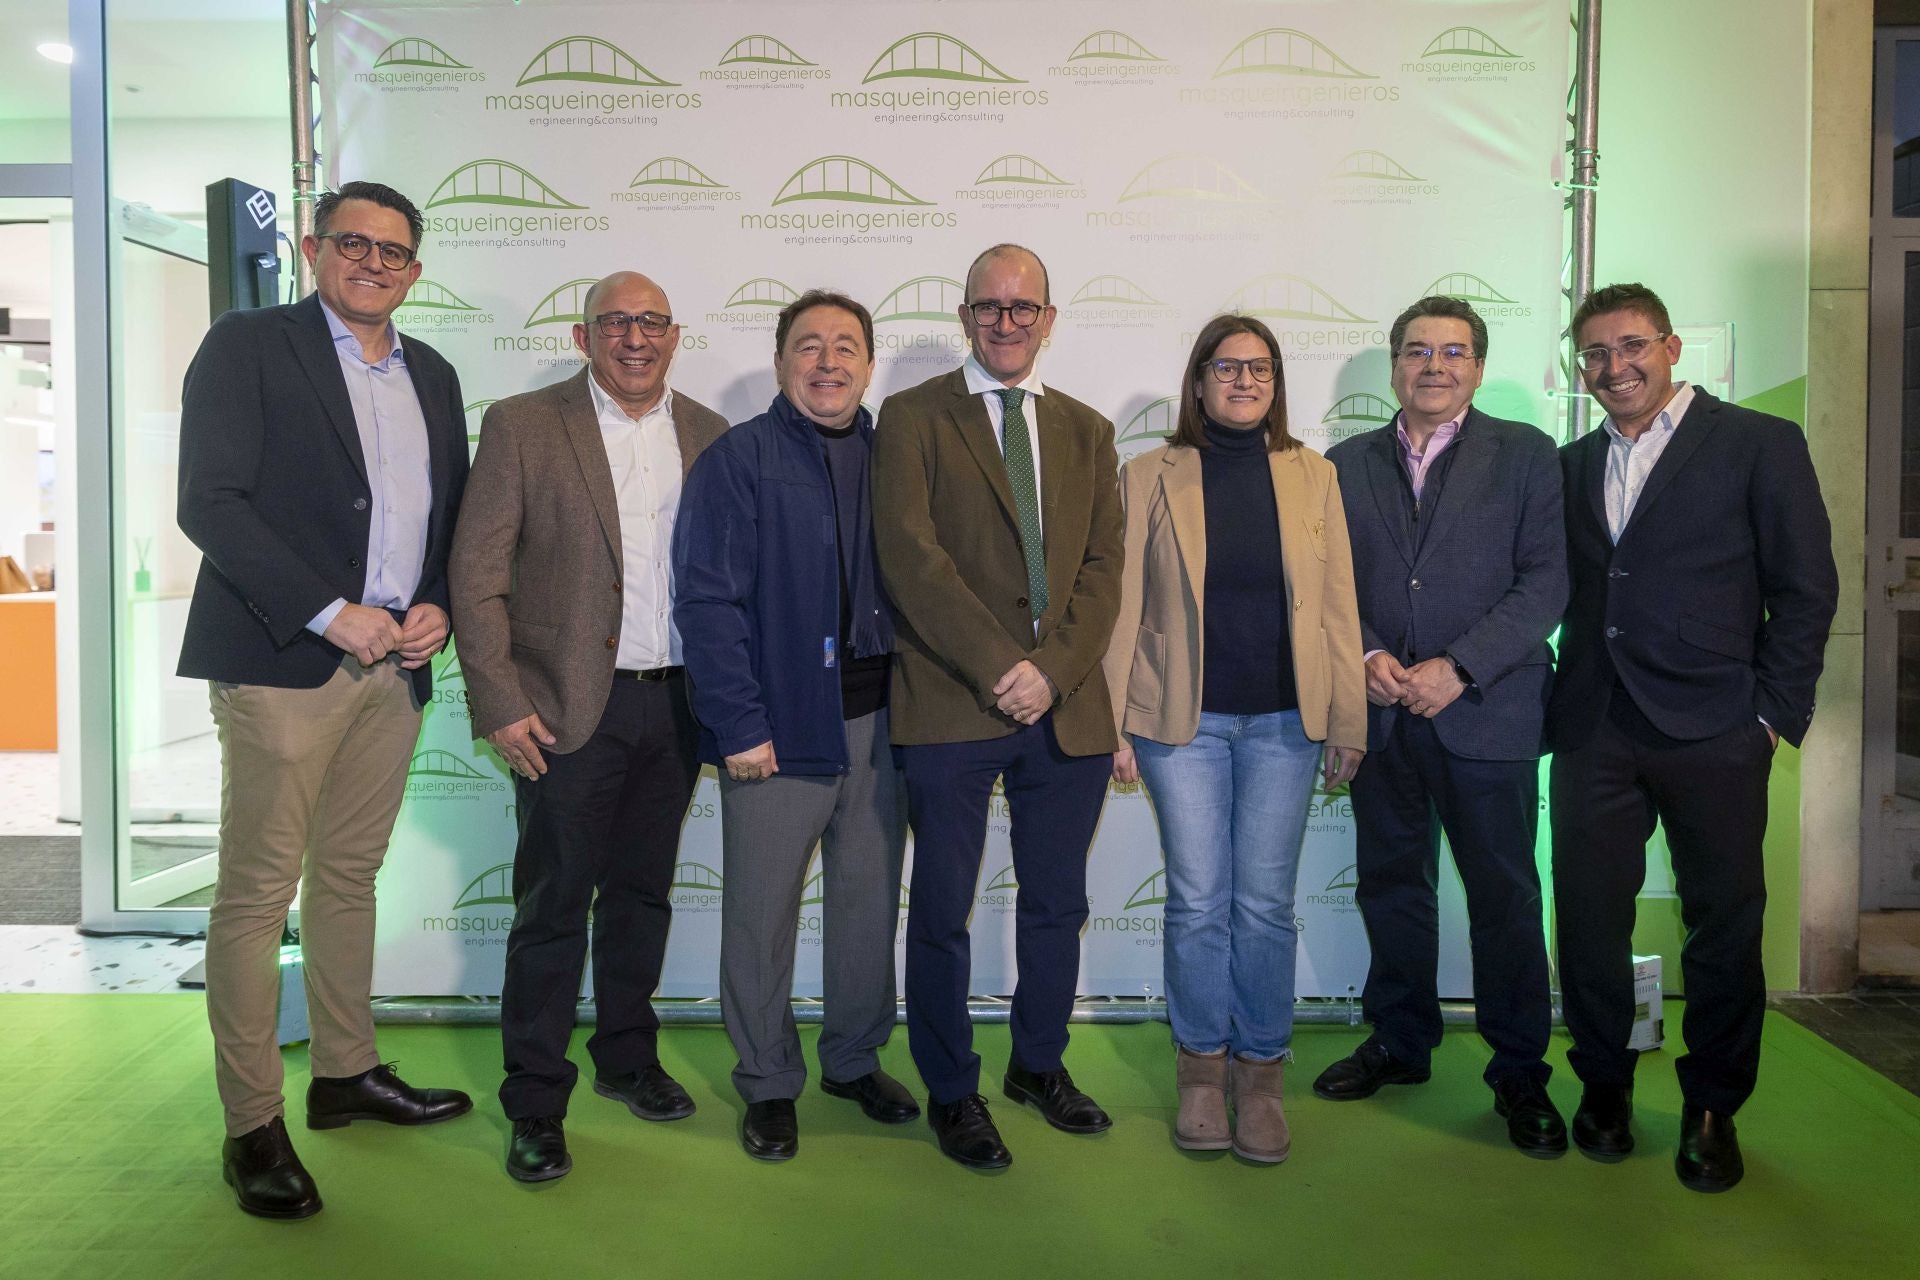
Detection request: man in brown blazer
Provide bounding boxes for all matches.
[449,270,728,1184]
[872,244,1123,1169]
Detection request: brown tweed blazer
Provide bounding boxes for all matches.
[872,368,1123,756]
[449,367,728,753]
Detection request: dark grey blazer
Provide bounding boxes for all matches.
[1326,407,1568,761]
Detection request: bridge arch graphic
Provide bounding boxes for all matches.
[630,157,725,189]
[1331,150,1424,182]
[724,278,801,309]
[399,280,479,312]
[1069,275,1163,307]
[1222,274,1374,325]
[1118,153,1262,203]
[1421,272,1515,303]
[524,278,600,328]
[1422,27,1519,58]
[772,156,930,207]
[863,32,1022,84]
[427,160,585,211]
[1067,30,1163,62]
[1322,392,1397,426]
[375,38,468,69]
[517,35,676,87]
[873,276,964,323]
[719,34,814,66]
[1214,28,1375,80]
[453,862,517,909]
[975,154,1071,186]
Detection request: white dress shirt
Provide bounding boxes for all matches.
[962,354,1046,539]
[1601,381,1695,542]
[587,373,683,669]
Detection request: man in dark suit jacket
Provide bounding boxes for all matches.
[177,181,473,1221]
[1549,283,1837,1192]
[873,244,1123,1170]
[1319,297,1569,1156]
[449,270,728,1184]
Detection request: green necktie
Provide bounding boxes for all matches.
[996,387,1048,620]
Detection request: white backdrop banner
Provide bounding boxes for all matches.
[322,0,1570,999]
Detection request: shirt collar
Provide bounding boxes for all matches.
[318,297,403,370]
[1392,409,1466,455]
[963,353,1045,400]
[1602,381,1693,444]
[586,367,674,426]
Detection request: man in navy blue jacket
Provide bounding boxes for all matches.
[673,290,917,1162]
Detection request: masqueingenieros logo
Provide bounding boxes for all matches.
[1304,860,1361,912]
[1083,151,1284,237]
[1115,396,1175,466]
[1181,27,1400,112]
[1419,272,1535,322]
[956,153,1088,207]
[358,36,486,88]
[1327,149,1442,203]
[1405,26,1539,78]
[702,33,829,86]
[1064,273,1178,332]
[868,274,967,366]
[1088,865,1166,943]
[1321,392,1396,444]
[495,277,710,361]
[420,159,610,243]
[394,278,496,333]
[1047,28,1179,83]
[831,32,1049,114]
[422,860,515,945]
[706,276,801,329]
[405,746,508,798]
[737,155,956,241]
[483,34,701,116]
[671,861,724,912]
[1217,273,1386,359]
[610,156,741,211]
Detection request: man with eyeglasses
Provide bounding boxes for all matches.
[1318,295,1569,1155]
[872,243,1123,1169]
[177,180,473,1220]
[449,270,728,1183]
[1548,283,1836,1191]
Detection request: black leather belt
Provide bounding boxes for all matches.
[615,666,683,682]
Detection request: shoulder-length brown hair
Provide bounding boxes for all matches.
[1170,314,1294,453]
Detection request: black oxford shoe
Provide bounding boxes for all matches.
[1311,1037,1432,1101]
[507,1116,570,1183]
[1676,1105,1744,1193]
[594,1065,695,1121]
[1571,1083,1635,1162]
[741,1099,799,1162]
[929,1094,1012,1170]
[1492,1075,1568,1158]
[306,1062,472,1129]
[222,1116,322,1220]
[821,1069,921,1124]
[1003,1065,1112,1134]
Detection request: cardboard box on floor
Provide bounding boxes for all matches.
[0,556,32,594]
[1630,955,1664,1051]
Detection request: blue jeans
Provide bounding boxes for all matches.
[1134,709,1319,1060]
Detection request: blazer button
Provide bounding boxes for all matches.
[354,498,368,511]
[349,557,361,569]
[1016,595,1029,610]
[1605,626,1620,638]
[612,581,621,593]
[605,637,617,649]
[1410,578,1422,590]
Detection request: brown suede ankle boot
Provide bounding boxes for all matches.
[1230,1054,1292,1164]
[1174,1046,1231,1150]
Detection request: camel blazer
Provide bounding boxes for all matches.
[1101,440,1367,751]
[448,367,729,754]
[872,368,1123,756]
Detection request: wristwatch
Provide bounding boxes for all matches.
[1445,653,1474,687]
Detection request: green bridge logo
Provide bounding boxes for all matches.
[1118,397,1177,444]
[1423,272,1516,304]
[398,280,480,313]
[1123,868,1168,911]
[427,160,585,210]
[374,37,469,69]
[772,155,929,206]
[1214,28,1375,80]
[719,34,815,67]
[1421,27,1521,59]
[409,748,488,779]
[453,862,516,910]
[1325,864,1359,893]
[629,157,727,190]
[983,865,1019,892]
[723,277,801,310]
[1222,274,1374,325]
[873,276,964,324]
[524,278,599,328]
[1322,393,1396,428]
[1069,275,1165,307]
[518,35,677,86]
[671,862,724,892]
[863,32,1022,84]
[1331,150,1425,183]
[975,154,1073,187]
[462,400,495,445]
[1067,29,1165,63]
[1119,153,1263,203]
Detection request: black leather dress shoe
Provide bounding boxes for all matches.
[593,1065,695,1121]
[1676,1105,1744,1192]
[928,1094,1013,1170]
[506,1116,570,1183]
[1492,1076,1568,1158]
[821,1069,921,1124]
[306,1062,473,1129]
[1003,1065,1112,1134]
[223,1116,322,1220]
[741,1099,799,1161]
[1571,1083,1634,1162]
[1311,1037,1431,1101]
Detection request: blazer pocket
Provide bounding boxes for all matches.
[1677,613,1754,663]
[1300,514,1329,561]
[508,615,559,653]
[1127,627,1165,714]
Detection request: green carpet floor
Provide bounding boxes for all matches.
[4,996,1917,1279]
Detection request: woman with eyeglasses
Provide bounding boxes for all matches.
[1101,314,1367,1162]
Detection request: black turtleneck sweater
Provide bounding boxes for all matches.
[1199,419,1296,715]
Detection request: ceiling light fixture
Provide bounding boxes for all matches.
[36,42,75,65]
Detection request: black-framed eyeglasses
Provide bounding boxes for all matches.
[1396,343,1478,367]
[966,300,1046,328]
[316,231,416,270]
[593,311,675,338]
[1574,332,1668,371]
[1205,357,1277,383]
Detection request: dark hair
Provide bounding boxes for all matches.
[1572,282,1672,344]
[963,243,1050,306]
[1170,314,1293,453]
[1388,295,1488,361]
[313,181,425,249]
[775,290,874,358]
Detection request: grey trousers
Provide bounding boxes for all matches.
[718,708,908,1103]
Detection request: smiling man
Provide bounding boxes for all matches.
[1548,283,1837,1192]
[1320,296,1568,1155]
[674,290,917,1162]
[872,244,1123,1169]
[178,180,473,1220]
[449,270,727,1184]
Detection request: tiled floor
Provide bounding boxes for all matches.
[1769,991,1920,1097]
[0,925,205,993]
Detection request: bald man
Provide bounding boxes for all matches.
[450,271,729,1183]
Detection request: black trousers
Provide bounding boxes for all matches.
[1550,691,1773,1115]
[1349,712,1552,1085]
[498,674,700,1120]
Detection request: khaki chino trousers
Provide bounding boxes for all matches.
[203,656,421,1136]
